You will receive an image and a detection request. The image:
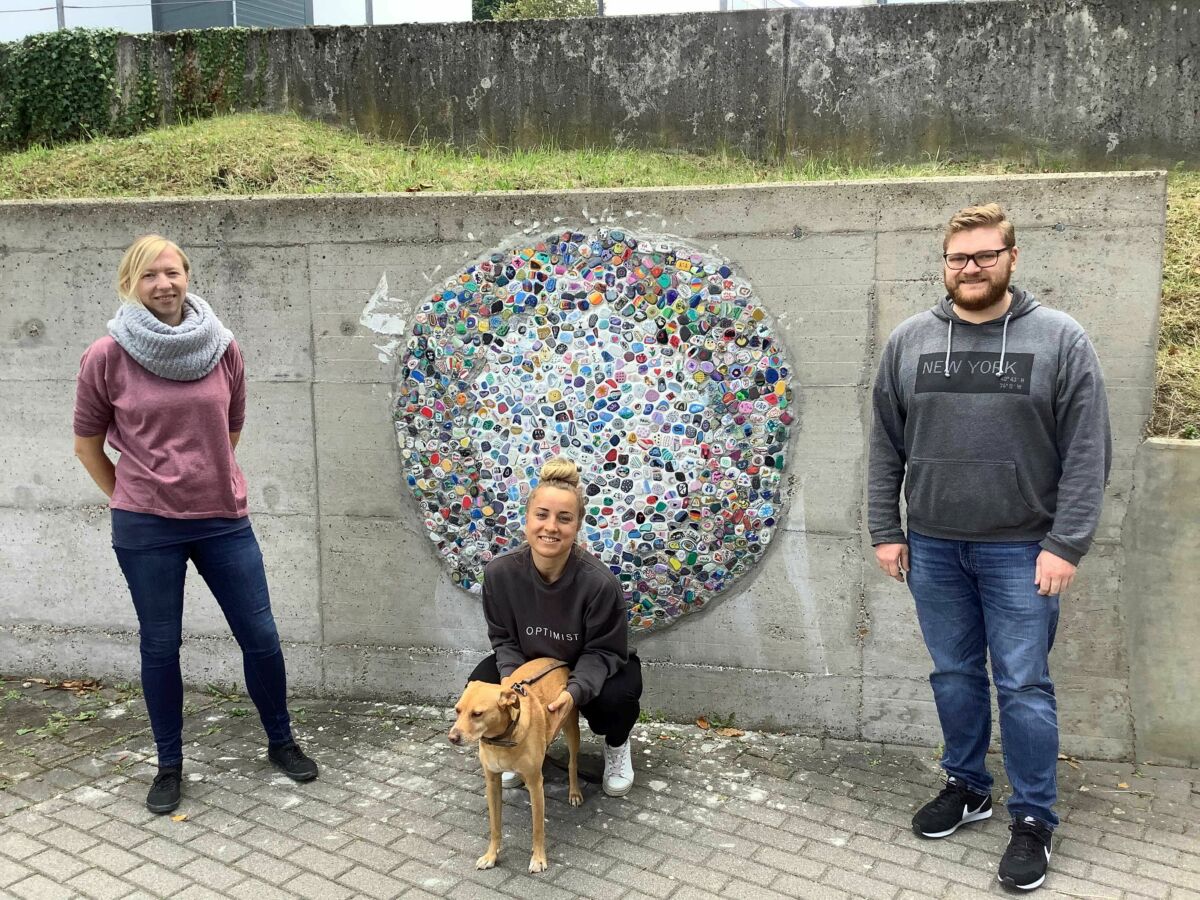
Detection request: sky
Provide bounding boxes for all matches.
[0,0,936,43]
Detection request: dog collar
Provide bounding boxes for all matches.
[481,698,521,747]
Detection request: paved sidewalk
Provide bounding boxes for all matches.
[1,675,1198,900]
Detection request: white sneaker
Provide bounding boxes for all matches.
[602,739,634,797]
[501,771,523,789]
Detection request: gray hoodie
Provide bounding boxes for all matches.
[868,286,1111,565]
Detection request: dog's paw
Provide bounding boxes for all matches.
[528,854,548,874]
[568,788,584,807]
[476,852,498,870]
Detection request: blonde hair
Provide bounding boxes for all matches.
[116,235,190,304]
[529,457,585,520]
[943,203,1016,251]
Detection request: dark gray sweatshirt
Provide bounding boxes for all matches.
[482,544,628,706]
[868,287,1112,565]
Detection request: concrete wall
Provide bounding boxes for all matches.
[1122,439,1200,769]
[0,172,1169,760]
[117,0,1200,164]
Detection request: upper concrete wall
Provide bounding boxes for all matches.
[0,172,1169,760]
[116,0,1200,163]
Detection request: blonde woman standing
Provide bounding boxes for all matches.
[472,458,642,797]
[73,235,317,814]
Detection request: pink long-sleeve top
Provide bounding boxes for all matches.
[73,336,249,519]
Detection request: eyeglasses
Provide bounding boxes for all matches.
[943,247,1011,270]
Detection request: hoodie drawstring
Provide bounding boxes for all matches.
[997,312,1012,377]
[944,318,953,378]
[942,310,1014,379]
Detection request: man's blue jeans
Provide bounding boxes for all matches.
[907,530,1060,828]
[114,526,293,767]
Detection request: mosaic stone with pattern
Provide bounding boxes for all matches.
[393,228,794,632]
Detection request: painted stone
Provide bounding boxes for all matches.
[393,228,793,632]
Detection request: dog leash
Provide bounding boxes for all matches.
[481,659,570,748]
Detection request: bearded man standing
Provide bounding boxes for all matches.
[868,203,1111,891]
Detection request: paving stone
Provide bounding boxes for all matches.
[123,861,192,896]
[1140,860,1200,892]
[286,843,354,880]
[393,858,468,896]
[64,868,132,900]
[226,877,296,900]
[709,850,776,886]
[178,855,245,891]
[336,865,411,899]
[753,843,827,880]
[1088,864,1173,898]
[184,832,252,864]
[721,880,797,900]
[338,838,400,873]
[130,834,199,869]
[666,887,726,900]
[0,834,43,863]
[175,886,231,900]
[236,824,304,857]
[0,811,56,837]
[232,850,301,885]
[8,873,82,900]
[548,868,622,897]
[284,871,354,900]
[770,875,850,899]
[78,843,143,877]
[23,848,89,882]
[0,859,31,890]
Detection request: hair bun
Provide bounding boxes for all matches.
[538,457,579,487]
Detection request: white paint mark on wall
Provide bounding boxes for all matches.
[360,273,407,335]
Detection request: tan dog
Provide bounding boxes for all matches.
[448,657,583,873]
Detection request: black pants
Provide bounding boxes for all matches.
[468,653,642,746]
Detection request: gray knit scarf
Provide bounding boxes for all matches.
[108,293,234,381]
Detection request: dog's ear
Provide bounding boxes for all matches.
[497,688,519,710]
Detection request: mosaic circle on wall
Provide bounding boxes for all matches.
[393,227,794,632]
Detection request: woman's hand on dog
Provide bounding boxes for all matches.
[547,690,574,715]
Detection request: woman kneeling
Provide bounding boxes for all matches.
[472,458,641,796]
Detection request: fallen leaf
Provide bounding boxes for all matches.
[658,734,671,741]
[715,727,745,738]
[1117,782,1129,789]
[170,813,188,822]
[695,716,710,730]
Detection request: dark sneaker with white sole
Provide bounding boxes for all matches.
[268,741,319,782]
[146,765,182,814]
[998,816,1053,891]
[912,776,993,838]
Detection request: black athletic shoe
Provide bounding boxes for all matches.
[268,741,319,782]
[146,765,182,814]
[998,816,1053,891]
[912,776,993,838]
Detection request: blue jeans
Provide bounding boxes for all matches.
[114,525,292,767]
[907,530,1060,828]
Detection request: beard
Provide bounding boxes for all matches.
[946,270,1011,312]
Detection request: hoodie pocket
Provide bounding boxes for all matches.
[904,458,1042,534]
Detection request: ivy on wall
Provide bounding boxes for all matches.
[0,27,257,150]
[0,29,119,147]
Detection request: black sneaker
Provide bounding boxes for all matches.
[146,765,182,814]
[912,776,993,838]
[998,816,1053,891]
[268,740,319,782]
